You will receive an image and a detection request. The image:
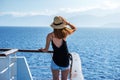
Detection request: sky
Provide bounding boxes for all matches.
[0,0,120,27]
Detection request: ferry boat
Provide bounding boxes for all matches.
[0,48,84,80]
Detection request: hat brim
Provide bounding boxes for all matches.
[51,23,66,29]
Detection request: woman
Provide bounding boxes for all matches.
[40,16,76,80]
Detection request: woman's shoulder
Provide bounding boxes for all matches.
[47,32,54,39]
[48,32,54,36]
[48,32,67,40]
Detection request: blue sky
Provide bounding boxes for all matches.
[0,0,120,27]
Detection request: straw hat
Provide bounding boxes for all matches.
[51,16,67,29]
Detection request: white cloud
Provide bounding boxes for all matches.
[58,0,120,13]
[0,0,120,17]
[100,0,120,9]
[0,10,57,17]
[59,6,99,13]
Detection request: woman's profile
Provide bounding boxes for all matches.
[39,16,76,80]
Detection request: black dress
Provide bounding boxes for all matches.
[52,39,69,67]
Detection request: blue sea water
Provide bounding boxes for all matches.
[0,27,120,80]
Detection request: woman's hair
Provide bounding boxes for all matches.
[54,28,72,39]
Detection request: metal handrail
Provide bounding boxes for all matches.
[0,48,53,53]
[0,49,18,56]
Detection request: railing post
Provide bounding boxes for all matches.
[0,49,18,80]
[8,55,11,80]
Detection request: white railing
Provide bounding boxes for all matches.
[0,49,33,80]
[0,49,18,80]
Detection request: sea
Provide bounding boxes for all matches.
[0,27,120,80]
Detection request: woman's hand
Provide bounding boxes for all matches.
[38,48,48,52]
[59,16,69,25]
